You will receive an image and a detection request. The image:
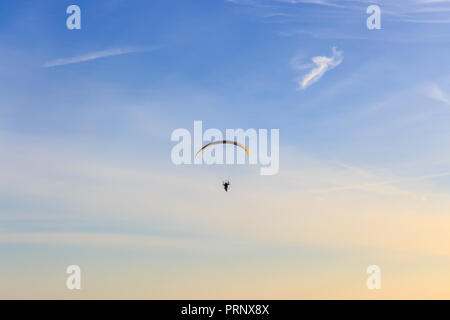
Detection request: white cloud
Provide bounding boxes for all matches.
[294,46,343,90]
[421,83,450,105]
[42,46,160,68]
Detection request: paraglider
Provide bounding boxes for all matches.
[195,140,250,192]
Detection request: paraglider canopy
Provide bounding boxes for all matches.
[195,140,250,159]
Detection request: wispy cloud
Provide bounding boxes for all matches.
[276,0,343,7]
[228,0,450,25]
[280,29,368,40]
[416,0,450,4]
[421,83,450,105]
[227,0,256,3]
[294,46,343,90]
[42,46,160,68]
[308,170,450,194]
[0,232,188,248]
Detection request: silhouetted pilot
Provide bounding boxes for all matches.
[222,180,230,192]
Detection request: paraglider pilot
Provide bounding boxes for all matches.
[222,180,230,192]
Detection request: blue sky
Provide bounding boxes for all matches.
[1,0,450,298]
[2,0,450,158]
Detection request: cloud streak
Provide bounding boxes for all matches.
[295,46,343,89]
[229,0,450,25]
[42,46,160,68]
